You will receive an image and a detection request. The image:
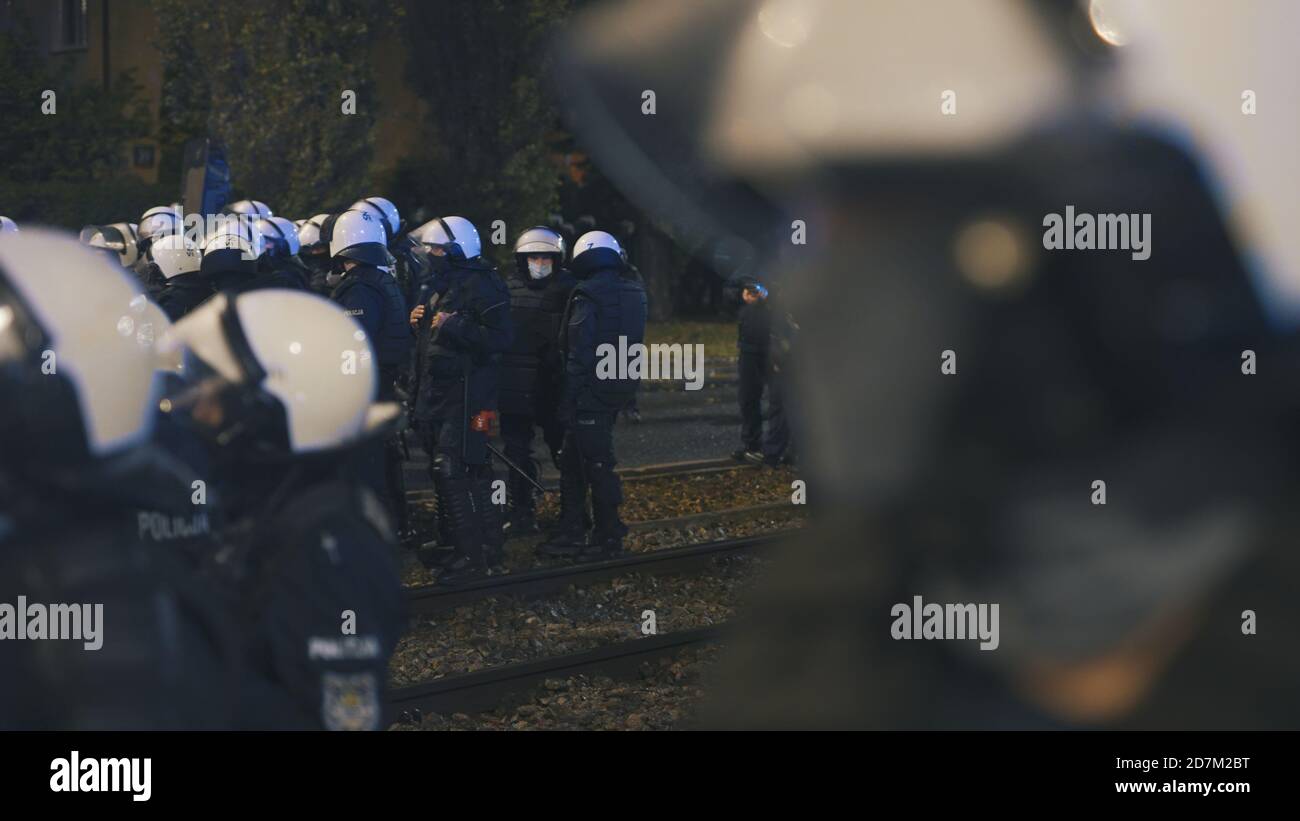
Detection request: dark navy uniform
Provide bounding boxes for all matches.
[552,264,647,555]
[202,462,404,730]
[257,254,312,292]
[499,266,575,527]
[0,460,241,729]
[331,263,414,536]
[157,271,216,321]
[412,256,513,576]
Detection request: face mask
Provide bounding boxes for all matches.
[528,259,553,280]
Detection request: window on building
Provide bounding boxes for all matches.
[52,0,87,51]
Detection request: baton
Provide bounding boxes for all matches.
[485,442,550,495]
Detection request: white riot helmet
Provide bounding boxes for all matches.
[571,230,624,277]
[151,232,203,279]
[0,216,18,235]
[329,208,392,267]
[200,214,264,260]
[0,228,159,464]
[161,289,394,454]
[224,199,273,219]
[297,213,332,249]
[139,205,182,241]
[256,216,302,257]
[417,215,481,260]
[514,226,565,279]
[351,196,401,240]
[87,222,141,268]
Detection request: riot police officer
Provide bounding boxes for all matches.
[352,195,429,309]
[255,215,312,291]
[408,216,513,581]
[499,226,575,534]
[328,208,414,540]
[0,228,239,729]
[161,289,405,730]
[539,231,646,559]
[153,231,212,321]
[200,214,266,296]
[297,213,335,294]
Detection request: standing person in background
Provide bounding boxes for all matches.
[732,279,772,464]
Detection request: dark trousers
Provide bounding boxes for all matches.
[738,349,791,459]
[558,411,623,535]
[739,349,767,451]
[501,411,564,512]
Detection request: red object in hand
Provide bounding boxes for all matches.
[471,410,496,433]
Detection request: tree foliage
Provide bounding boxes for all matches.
[151,0,391,217]
[386,0,573,263]
[0,13,156,224]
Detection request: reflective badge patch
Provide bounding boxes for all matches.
[344,308,364,316]
[322,672,380,731]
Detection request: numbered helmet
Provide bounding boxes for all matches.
[151,232,203,279]
[0,216,18,235]
[161,289,392,454]
[571,230,624,277]
[329,208,392,267]
[224,199,273,219]
[0,228,159,466]
[256,216,302,257]
[416,215,481,260]
[350,196,401,240]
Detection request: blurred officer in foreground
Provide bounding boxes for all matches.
[539,231,646,559]
[500,226,575,535]
[161,289,404,730]
[559,0,1300,728]
[409,216,513,581]
[0,216,18,234]
[328,209,413,540]
[0,229,239,729]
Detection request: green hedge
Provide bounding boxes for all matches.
[0,179,175,231]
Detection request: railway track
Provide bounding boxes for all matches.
[389,624,726,723]
[404,455,762,501]
[404,530,789,616]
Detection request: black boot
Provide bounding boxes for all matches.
[432,458,486,584]
[581,502,628,560]
[471,465,506,570]
[502,461,538,537]
[416,492,457,569]
[537,463,587,558]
